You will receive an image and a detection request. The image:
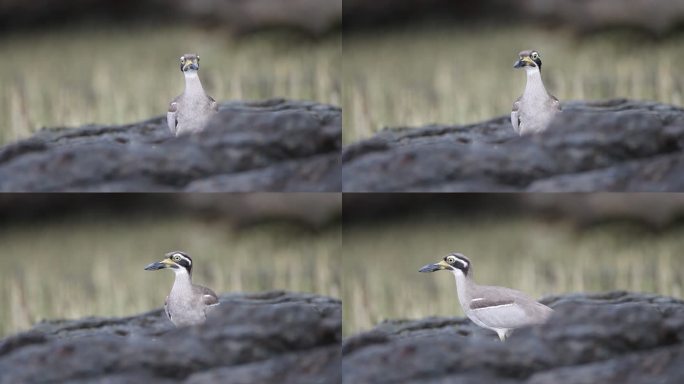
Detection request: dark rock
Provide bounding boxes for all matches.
[342,99,684,192]
[0,99,341,192]
[0,291,341,384]
[342,291,684,384]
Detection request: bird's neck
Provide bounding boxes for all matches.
[452,270,474,308]
[523,67,547,97]
[171,269,193,295]
[183,72,205,96]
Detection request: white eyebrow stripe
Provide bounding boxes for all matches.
[453,258,468,268]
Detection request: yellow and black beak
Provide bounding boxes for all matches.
[418,260,451,273]
[144,258,178,271]
[181,58,199,72]
[514,56,535,69]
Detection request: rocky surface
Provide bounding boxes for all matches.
[0,291,341,384]
[343,99,684,192]
[343,291,684,384]
[0,99,341,192]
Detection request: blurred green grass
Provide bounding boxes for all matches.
[342,214,684,335]
[0,24,341,145]
[343,24,684,143]
[0,214,340,337]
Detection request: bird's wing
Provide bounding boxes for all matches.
[550,94,561,111]
[195,285,219,306]
[164,296,172,322]
[470,301,530,329]
[208,95,218,112]
[167,101,178,135]
[511,98,521,134]
[469,286,551,329]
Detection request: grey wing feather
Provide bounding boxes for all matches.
[511,98,521,134]
[194,285,219,306]
[471,286,553,327]
[550,94,561,111]
[470,298,515,310]
[164,296,172,321]
[167,101,178,135]
[208,96,218,112]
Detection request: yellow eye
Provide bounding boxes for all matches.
[531,52,539,59]
[446,256,456,264]
[173,255,181,261]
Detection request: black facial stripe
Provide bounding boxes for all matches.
[168,252,193,273]
[454,258,468,268]
[446,254,471,275]
[534,57,542,69]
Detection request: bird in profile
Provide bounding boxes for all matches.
[167,53,218,136]
[511,50,561,135]
[419,252,553,341]
[144,251,219,326]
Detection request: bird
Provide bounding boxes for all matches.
[167,53,218,136]
[419,252,553,341]
[511,50,561,135]
[144,251,219,327]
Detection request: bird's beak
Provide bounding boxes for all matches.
[514,56,534,68]
[419,260,450,273]
[144,259,176,271]
[182,61,199,71]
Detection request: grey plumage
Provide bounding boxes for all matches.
[167,53,218,136]
[511,50,561,135]
[145,251,219,327]
[420,253,553,341]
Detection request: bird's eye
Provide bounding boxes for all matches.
[446,256,456,264]
[531,52,539,59]
[180,57,184,62]
[173,255,181,261]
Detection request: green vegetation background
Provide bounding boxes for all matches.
[0,213,340,337]
[343,24,684,143]
[343,213,684,335]
[0,25,340,145]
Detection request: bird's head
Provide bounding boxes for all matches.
[179,54,200,73]
[419,252,470,276]
[145,251,193,275]
[514,50,542,72]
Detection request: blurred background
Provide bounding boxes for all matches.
[342,194,684,335]
[0,193,341,337]
[342,0,684,143]
[0,0,341,145]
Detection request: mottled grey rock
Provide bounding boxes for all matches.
[0,291,341,384]
[0,99,341,192]
[342,291,684,384]
[343,100,684,192]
